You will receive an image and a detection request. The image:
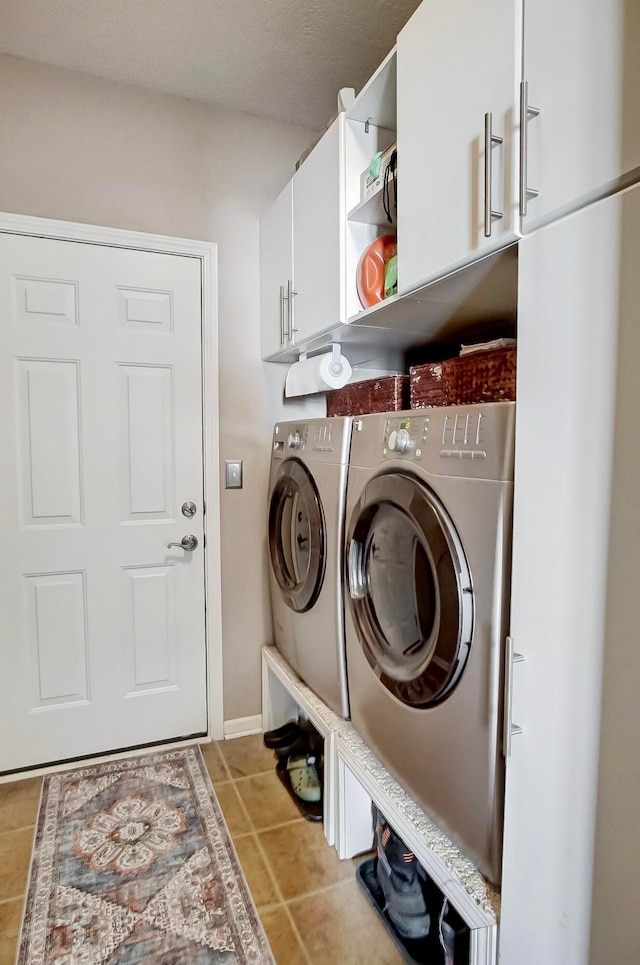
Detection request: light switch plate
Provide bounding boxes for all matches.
[225,460,243,489]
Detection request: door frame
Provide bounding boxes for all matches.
[0,210,224,742]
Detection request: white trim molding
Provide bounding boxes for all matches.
[0,210,224,744]
[223,716,263,739]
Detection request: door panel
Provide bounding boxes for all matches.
[25,571,89,706]
[260,180,294,358]
[0,233,207,771]
[522,0,639,232]
[122,565,177,692]
[16,359,83,525]
[292,116,344,342]
[119,364,174,519]
[397,0,520,292]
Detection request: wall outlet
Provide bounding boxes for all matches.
[225,460,243,489]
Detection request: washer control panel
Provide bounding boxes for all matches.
[382,415,429,459]
[350,404,515,481]
[311,421,334,451]
[381,411,489,461]
[439,410,487,460]
[271,418,352,464]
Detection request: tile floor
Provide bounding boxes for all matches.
[0,735,404,964]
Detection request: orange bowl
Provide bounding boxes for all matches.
[356,234,397,309]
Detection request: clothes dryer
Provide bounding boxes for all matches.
[268,417,352,718]
[344,403,515,882]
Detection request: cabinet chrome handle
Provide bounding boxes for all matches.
[503,635,524,757]
[348,540,366,600]
[519,81,540,217]
[167,534,198,551]
[279,285,287,346]
[484,112,504,238]
[287,278,298,343]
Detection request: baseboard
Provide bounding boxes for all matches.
[223,715,263,739]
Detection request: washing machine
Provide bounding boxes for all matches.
[344,402,515,883]
[268,417,352,718]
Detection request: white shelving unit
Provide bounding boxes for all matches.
[267,242,518,370]
[262,646,343,848]
[345,48,398,325]
[262,645,500,965]
[347,181,395,229]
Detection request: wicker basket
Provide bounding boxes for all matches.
[326,375,410,417]
[410,346,517,409]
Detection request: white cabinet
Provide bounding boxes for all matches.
[500,184,640,963]
[344,49,398,322]
[520,0,640,233]
[396,0,521,294]
[292,116,346,344]
[260,180,293,359]
[260,117,345,359]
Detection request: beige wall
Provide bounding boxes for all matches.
[0,53,322,724]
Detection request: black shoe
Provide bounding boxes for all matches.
[263,720,303,749]
[375,817,431,940]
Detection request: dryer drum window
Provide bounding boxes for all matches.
[269,458,326,613]
[346,471,474,707]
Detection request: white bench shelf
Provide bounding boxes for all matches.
[261,645,500,965]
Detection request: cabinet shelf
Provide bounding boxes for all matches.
[347,181,396,228]
[265,244,517,370]
[348,47,397,131]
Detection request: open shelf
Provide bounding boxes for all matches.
[262,646,499,965]
[348,47,397,131]
[347,180,397,227]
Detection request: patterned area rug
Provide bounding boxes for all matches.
[17,746,274,964]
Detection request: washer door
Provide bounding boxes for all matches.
[269,458,326,613]
[346,471,474,707]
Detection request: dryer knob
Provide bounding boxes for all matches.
[388,428,411,453]
[287,431,302,450]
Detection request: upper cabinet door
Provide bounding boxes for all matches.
[521,0,640,233]
[397,0,521,295]
[292,116,345,344]
[260,181,294,360]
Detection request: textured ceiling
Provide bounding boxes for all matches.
[0,0,422,131]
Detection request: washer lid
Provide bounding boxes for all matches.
[346,471,474,707]
[269,458,326,613]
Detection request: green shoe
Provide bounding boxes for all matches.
[286,754,321,803]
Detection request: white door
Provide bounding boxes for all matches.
[521,0,639,233]
[0,233,207,771]
[500,190,627,962]
[260,180,294,359]
[397,0,521,293]
[292,115,345,343]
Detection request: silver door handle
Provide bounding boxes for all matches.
[484,112,503,238]
[348,540,367,600]
[287,278,298,343]
[279,285,288,346]
[503,635,524,757]
[519,81,540,217]
[167,534,198,551]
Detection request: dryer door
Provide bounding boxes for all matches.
[346,471,474,707]
[269,458,326,613]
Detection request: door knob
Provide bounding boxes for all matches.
[167,534,198,551]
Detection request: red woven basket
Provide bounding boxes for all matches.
[409,346,517,408]
[326,375,410,417]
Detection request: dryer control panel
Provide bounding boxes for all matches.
[350,404,515,481]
